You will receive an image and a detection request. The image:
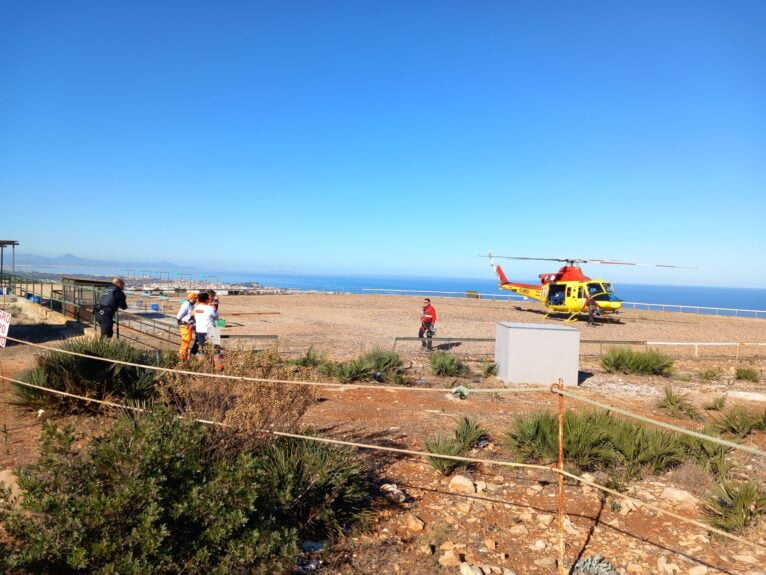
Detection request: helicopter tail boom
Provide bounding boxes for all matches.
[488,254,544,301]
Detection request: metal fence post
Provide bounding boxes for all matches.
[556,378,566,575]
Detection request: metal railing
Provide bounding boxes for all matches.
[362,286,766,319]
[392,336,766,359]
[362,288,524,300]
[621,301,765,318]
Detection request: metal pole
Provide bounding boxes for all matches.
[556,378,566,575]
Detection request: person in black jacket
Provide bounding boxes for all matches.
[94,277,128,338]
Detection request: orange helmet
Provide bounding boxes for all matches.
[186,291,198,300]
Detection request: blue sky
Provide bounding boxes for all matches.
[1,1,764,287]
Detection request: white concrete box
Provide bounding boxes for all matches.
[495,322,580,386]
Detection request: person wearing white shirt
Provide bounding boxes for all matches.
[176,291,197,360]
[192,292,218,353]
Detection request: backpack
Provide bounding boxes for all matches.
[98,287,116,310]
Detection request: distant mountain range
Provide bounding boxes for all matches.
[12,253,187,270]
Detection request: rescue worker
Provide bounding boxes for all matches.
[176,291,197,360]
[418,297,437,350]
[191,291,218,355]
[207,289,219,312]
[94,277,127,339]
[587,296,599,326]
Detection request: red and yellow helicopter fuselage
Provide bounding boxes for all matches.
[491,260,623,322]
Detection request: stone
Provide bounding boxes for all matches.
[459,563,483,575]
[501,570,517,575]
[449,475,476,494]
[380,483,406,503]
[484,538,497,551]
[537,514,554,527]
[0,469,20,502]
[456,501,473,514]
[440,541,455,551]
[476,480,487,493]
[625,563,642,574]
[733,555,756,564]
[419,544,435,555]
[509,525,528,535]
[688,566,708,575]
[562,515,580,535]
[438,550,462,568]
[660,487,699,511]
[533,557,556,569]
[580,472,595,494]
[406,514,425,532]
[532,539,547,551]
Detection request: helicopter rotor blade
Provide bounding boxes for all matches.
[482,255,579,263]
[588,259,698,269]
[479,254,697,269]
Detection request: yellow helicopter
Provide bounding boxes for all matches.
[487,252,695,323]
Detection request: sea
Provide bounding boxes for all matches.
[11,266,766,317]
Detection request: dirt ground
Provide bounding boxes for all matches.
[1,293,765,574]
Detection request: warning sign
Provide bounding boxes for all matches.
[0,309,10,348]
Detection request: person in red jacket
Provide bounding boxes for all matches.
[418,298,437,350]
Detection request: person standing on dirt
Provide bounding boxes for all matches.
[94,277,127,339]
[418,297,437,350]
[207,289,219,312]
[191,291,218,354]
[586,295,597,326]
[176,291,197,359]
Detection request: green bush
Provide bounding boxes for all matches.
[707,481,766,533]
[319,349,402,383]
[430,351,467,377]
[0,410,370,574]
[291,346,325,368]
[13,337,159,412]
[425,436,465,475]
[682,437,733,482]
[257,436,370,539]
[736,368,759,382]
[699,368,721,381]
[704,395,727,411]
[480,362,499,377]
[505,411,620,472]
[711,407,762,438]
[657,386,701,420]
[505,411,700,478]
[425,416,488,475]
[362,348,402,373]
[454,416,488,450]
[601,347,673,376]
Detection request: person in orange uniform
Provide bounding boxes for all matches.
[418,297,437,350]
[176,291,197,360]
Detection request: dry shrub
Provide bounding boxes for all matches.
[161,348,316,451]
[669,462,713,498]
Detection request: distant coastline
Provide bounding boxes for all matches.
[9,265,766,312]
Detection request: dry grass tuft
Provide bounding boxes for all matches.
[161,348,316,451]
